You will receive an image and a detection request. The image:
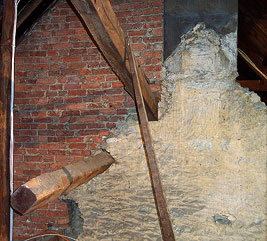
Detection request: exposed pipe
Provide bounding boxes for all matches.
[10,1,18,240]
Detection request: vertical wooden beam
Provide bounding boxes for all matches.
[127,41,176,241]
[0,0,16,240]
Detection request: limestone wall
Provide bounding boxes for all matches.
[66,24,266,240]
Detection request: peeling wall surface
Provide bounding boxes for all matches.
[67,24,266,240]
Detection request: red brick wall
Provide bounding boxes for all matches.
[13,0,163,238]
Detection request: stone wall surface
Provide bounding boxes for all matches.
[67,24,266,240]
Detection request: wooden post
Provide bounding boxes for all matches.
[11,151,115,215]
[0,0,16,240]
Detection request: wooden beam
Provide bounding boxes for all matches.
[69,0,158,121]
[16,0,58,44]
[236,80,267,91]
[11,151,115,215]
[238,0,267,80]
[0,0,16,240]
[127,41,175,240]
[238,49,267,81]
[17,0,43,28]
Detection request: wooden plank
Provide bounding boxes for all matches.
[69,0,158,121]
[11,151,115,215]
[0,0,16,240]
[236,80,267,91]
[127,41,175,241]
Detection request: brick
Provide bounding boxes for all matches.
[23,169,41,176]
[106,123,116,129]
[38,130,56,136]
[117,109,128,115]
[82,83,101,89]
[100,109,117,115]
[71,150,91,156]
[70,34,89,41]
[66,103,86,110]
[38,143,59,149]
[48,150,67,155]
[69,143,86,149]
[24,156,42,162]
[57,217,70,225]
[63,55,81,62]
[112,82,124,88]
[78,130,99,136]
[103,95,126,101]
[128,30,147,36]
[117,11,132,18]
[66,137,84,142]
[87,103,103,109]
[78,116,97,124]
[99,130,109,136]
[64,97,83,103]
[64,84,81,90]
[106,102,123,108]
[56,130,74,136]
[68,90,86,96]
[49,163,66,169]
[80,110,100,115]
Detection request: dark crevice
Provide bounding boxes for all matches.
[62,198,84,238]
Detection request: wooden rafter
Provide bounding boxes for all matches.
[17,0,43,28]
[16,0,58,44]
[11,151,115,215]
[0,0,16,240]
[69,0,158,121]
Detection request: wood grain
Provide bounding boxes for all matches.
[127,41,175,240]
[69,0,158,120]
[237,80,267,91]
[0,0,16,240]
[11,151,115,215]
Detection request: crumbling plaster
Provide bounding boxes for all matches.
[66,24,266,240]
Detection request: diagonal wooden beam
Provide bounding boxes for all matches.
[11,151,115,215]
[16,0,58,44]
[238,48,267,81]
[127,41,175,240]
[69,0,158,121]
[17,0,43,28]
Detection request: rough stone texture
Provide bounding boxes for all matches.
[67,24,266,240]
